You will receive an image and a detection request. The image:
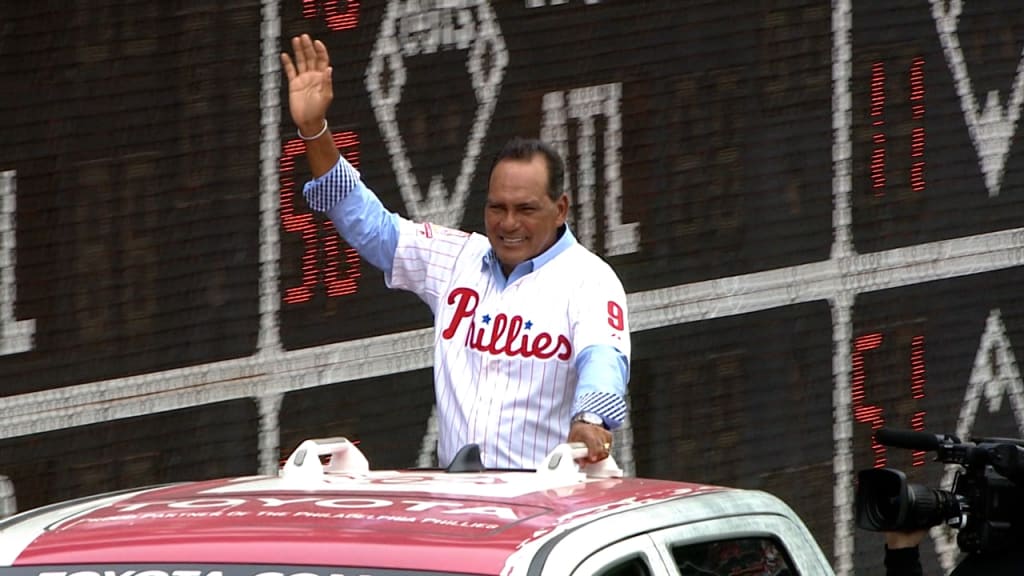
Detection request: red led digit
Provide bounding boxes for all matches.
[607,301,625,331]
[852,332,887,468]
[852,331,929,468]
[279,131,362,304]
[280,139,318,304]
[322,229,361,297]
[870,62,886,196]
[910,334,927,466]
[303,0,360,31]
[909,57,926,193]
[322,133,362,297]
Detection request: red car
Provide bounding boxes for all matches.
[0,438,833,575]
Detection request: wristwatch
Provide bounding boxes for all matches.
[571,411,607,428]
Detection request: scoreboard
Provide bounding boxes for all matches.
[2,1,1024,574]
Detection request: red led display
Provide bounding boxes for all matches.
[303,0,359,31]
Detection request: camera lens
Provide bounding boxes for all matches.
[903,483,959,530]
[856,468,906,530]
[856,468,961,531]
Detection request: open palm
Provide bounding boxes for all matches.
[280,34,334,133]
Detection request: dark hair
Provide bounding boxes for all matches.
[489,137,566,201]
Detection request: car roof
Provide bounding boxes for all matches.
[0,438,752,575]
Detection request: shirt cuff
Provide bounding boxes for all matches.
[302,155,362,212]
[573,392,627,430]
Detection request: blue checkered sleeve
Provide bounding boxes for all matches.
[299,155,400,275]
[574,392,628,430]
[302,156,362,212]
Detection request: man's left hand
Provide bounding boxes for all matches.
[568,421,613,463]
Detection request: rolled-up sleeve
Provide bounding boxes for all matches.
[302,156,400,275]
[573,345,629,429]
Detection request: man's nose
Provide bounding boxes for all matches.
[501,210,519,229]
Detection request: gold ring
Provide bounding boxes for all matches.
[603,442,612,451]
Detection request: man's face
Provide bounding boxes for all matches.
[484,155,568,275]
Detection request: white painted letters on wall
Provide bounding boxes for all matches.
[930,0,1024,197]
[542,83,639,256]
[0,170,35,356]
[367,0,508,228]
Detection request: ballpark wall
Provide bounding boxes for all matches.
[2,1,1024,574]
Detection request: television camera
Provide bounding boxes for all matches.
[855,427,1024,555]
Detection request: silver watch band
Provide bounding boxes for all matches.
[572,411,606,428]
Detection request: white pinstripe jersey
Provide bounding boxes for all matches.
[387,218,631,469]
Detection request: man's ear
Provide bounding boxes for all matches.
[555,194,569,225]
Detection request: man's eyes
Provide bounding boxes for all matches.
[488,205,538,213]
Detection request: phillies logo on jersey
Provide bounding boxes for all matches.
[441,287,572,360]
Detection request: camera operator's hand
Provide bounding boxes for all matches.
[884,530,928,576]
[885,529,928,550]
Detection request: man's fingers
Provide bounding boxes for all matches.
[584,442,609,463]
[285,35,329,80]
[584,436,611,462]
[568,421,612,463]
[291,36,306,72]
[314,39,330,70]
[300,34,319,72]
[280,53,297,81]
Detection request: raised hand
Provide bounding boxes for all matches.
[280,34,334,137]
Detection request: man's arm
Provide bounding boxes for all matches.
[567,266,631,463]
[283,34,398,272]
[302,124,341,178]
[568,345,628,463]
[884,545,924,576]
[573,346,629,428]
[303,159,399,273]
[884,531,926,576]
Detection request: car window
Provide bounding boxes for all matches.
[596,554,653,576]
[564,534,666,576]
[671,537,797,576]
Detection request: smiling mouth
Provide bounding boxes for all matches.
[500,236,525,246]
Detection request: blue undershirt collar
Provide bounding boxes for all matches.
[482,224,576,291]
